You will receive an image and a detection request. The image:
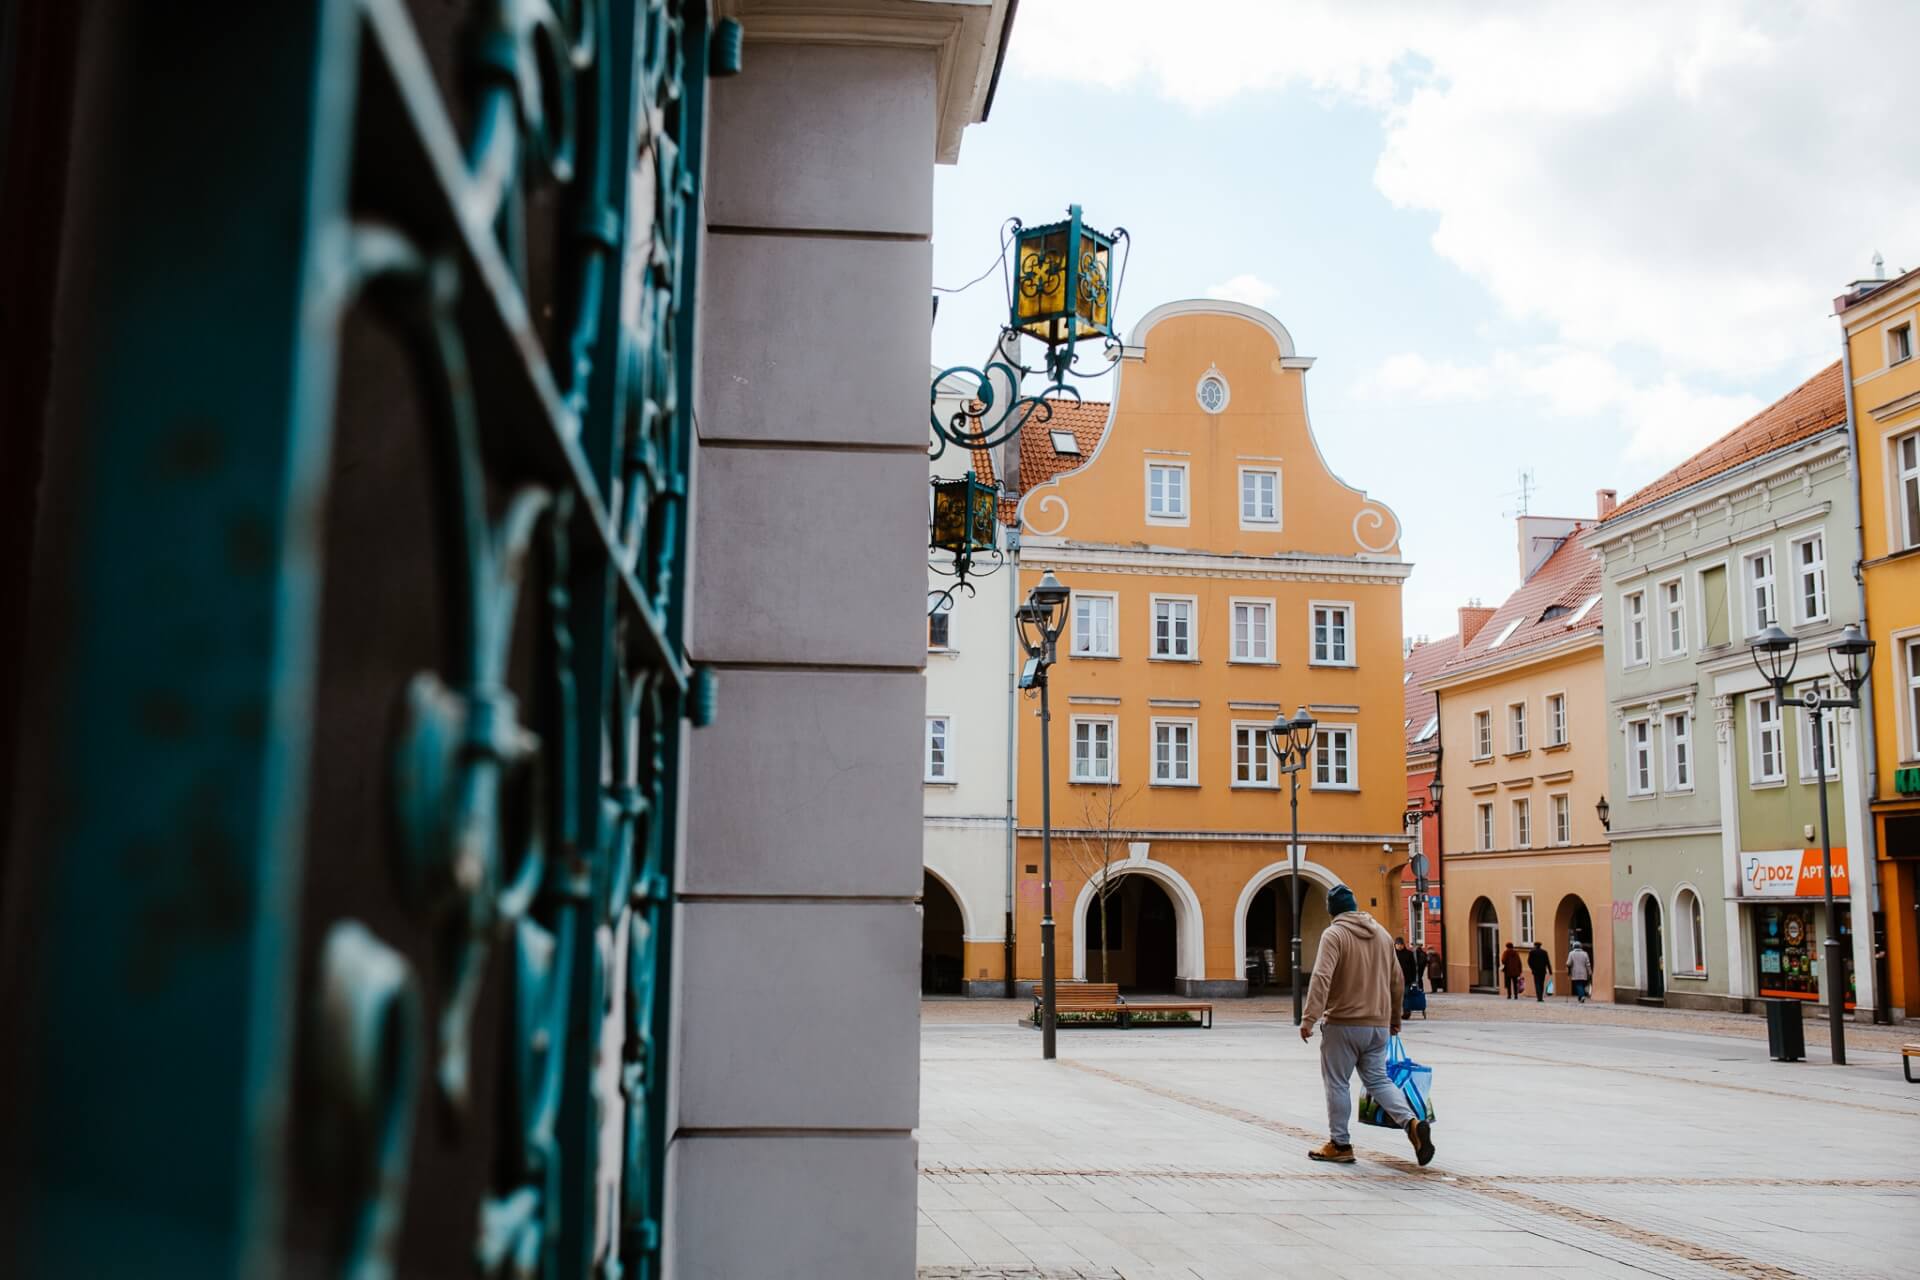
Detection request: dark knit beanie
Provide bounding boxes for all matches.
[1327,884,1358,916]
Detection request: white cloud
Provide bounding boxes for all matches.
[1007,2,1920,379]
[1204,273,1280,309]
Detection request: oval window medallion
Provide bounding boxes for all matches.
[1196,368,1230,414]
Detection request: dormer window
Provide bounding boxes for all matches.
[1049,429,1080,455]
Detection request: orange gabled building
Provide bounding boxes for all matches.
[1010,300,1412,996]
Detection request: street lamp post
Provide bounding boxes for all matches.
[1268,707,1318,1026]
[1748,621,1876,1066]
[1404,775,1443,955]
[1017,571,1073,1060]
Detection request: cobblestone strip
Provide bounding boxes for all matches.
[917,1269,1125,1279]
[922,1164,1920,1190]
[1475,1043,1920,1119]
[1060,1060,1815,1280]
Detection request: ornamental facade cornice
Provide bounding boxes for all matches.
[1587,438,1849,556]
[1020,539,1414,585]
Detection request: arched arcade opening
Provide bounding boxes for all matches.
[921,871,965,995]
[1241,876,1333,991]
[1470,897,1500,991]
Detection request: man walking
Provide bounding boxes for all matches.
[1527,940,1551,1002]
[1301,884,1436,1167]
[1567,937,1593,1003]
[1413,943,1430,991]
[1501,941,1523,999]
[1395,937,1418,991]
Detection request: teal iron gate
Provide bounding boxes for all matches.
[2,1,716,1275]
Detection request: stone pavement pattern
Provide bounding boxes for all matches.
[917,997,1920,1279]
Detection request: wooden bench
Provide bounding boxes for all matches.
[1904,1043,1919,1083]
[1031,981,1213,1030]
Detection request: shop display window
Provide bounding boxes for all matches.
[1756,905,1854,1009]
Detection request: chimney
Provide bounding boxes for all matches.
[1596,488,1617,519]
[1458,600,1496,645]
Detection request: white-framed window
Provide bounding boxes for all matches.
[1890,320,1914,366]
[1197,371,1230,413]
[928,604,951,650]
[1231,722,1278,788]
[1906,635,1920,761]
[1512,798,1531,848]
[1476,802,1494,851]
[1898,431,1920,552]
[1071,592,1116,658]
[1675,886,1707,976]
[1310,602,1354,666]
[1792,532,1827,624]
[1048,428,1081,456]
[1625,717,1654,796]
[1507,701,1528,753]
[1473,709,1493,760]
[925,716,952,782]
[1151,595,1196,660]
[1239,467,1279,527]
[1744,547,1776,634]
[1146,460,1188,523]
[1230,598,1274,663]
[1516,894,1536,945]
[1151,718,1197,786]
[1664,710,1692,791]
[1659,578,1686,658]
[1749,693,1784,785]
[1795,683,1841,781]
[1071,717,1116,783]
[1408,902,1426,947]
[1624,590,1647,666]
[1550,793,1571,846]
[1546,692,1568,746]
[1311,725,1356,790]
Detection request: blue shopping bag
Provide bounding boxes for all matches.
[1358,1034,1435,1127]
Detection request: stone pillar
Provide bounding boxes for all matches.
[1714,694,1752,1001]
[665,38,938,1280]
[1838,704,1878,1014]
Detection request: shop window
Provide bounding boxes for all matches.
[1674,887,1706,976]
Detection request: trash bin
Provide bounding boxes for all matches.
[1764,998,1804,1062]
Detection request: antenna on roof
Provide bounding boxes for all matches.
[1874,250,1887,281]
[1499,468,1537,519]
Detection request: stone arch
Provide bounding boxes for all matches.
[1633,887,1666,998]
[1230,855,1345,970]
[921,862,975,939]
[1071,858,1206,984]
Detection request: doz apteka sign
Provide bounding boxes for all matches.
[1740,849,1849,898]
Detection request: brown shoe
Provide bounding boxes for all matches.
[1307,1140,1355,1164]
[1405,1117,1435,1167]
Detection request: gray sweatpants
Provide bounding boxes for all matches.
[1320,1024,1412,1144]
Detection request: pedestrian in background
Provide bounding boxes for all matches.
[1413,943,1430,991]
[1501,941,1523,999]
[1395,937,1417,991]
[1301,884,1435,1167]
[1527,939,1550,1002]
[1428,947,1444,992]
[1567,938,1593,1003]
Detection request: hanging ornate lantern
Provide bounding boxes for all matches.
[928,470,1003,615]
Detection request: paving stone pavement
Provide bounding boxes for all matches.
[916,1000,1920,1280]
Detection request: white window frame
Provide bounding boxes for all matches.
[927,604,952,652]
[1310,723,1358,791]
[1472,708,1493,761]
[1070,591,1118,658]
[925,716,952,782]
[1476,802,1494,851]
[1896,430,1920,553]
[1516,894,1536,946]
[1902,630,1920,764]
[1791,531,1828,625]
[1550,792,1571,847]
[1695,559,1732,650]
[1511,797,1531,849]
[1546,691,1568,747]
[1673,885,1708,978]
[1625,716,1654,796]
[1743,546,1777,636]
[1150,717,1198,787]
[1231,721,1279,789]
[1623,590,1647,667]
[1308,600,1356,667]
[1507,700,1528,754]
[1794,682,1841,782]
[1149,594,1198,661]
[1238,466,1280,530]
[1888,319,1914,366]
[1145,458,1190,526]
[1664,709,1693,792]
[1748,692,1784,786]
[1070,715,1117,784]
[1658,577,1687,660]
[1229,597,1275,664]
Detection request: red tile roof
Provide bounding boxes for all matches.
[1601,362,1846,523]
[1436,531,1604,678]
[1404,634,1459,752]
[1017,398,1110,494]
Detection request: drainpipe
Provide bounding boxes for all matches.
[1004,527,1020,998]
[1839,320,1887,1021]
[1432,703,1447,992]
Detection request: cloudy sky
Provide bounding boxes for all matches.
[930,0,1920,639]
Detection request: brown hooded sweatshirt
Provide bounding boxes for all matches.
[1301,911,1400,1035]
